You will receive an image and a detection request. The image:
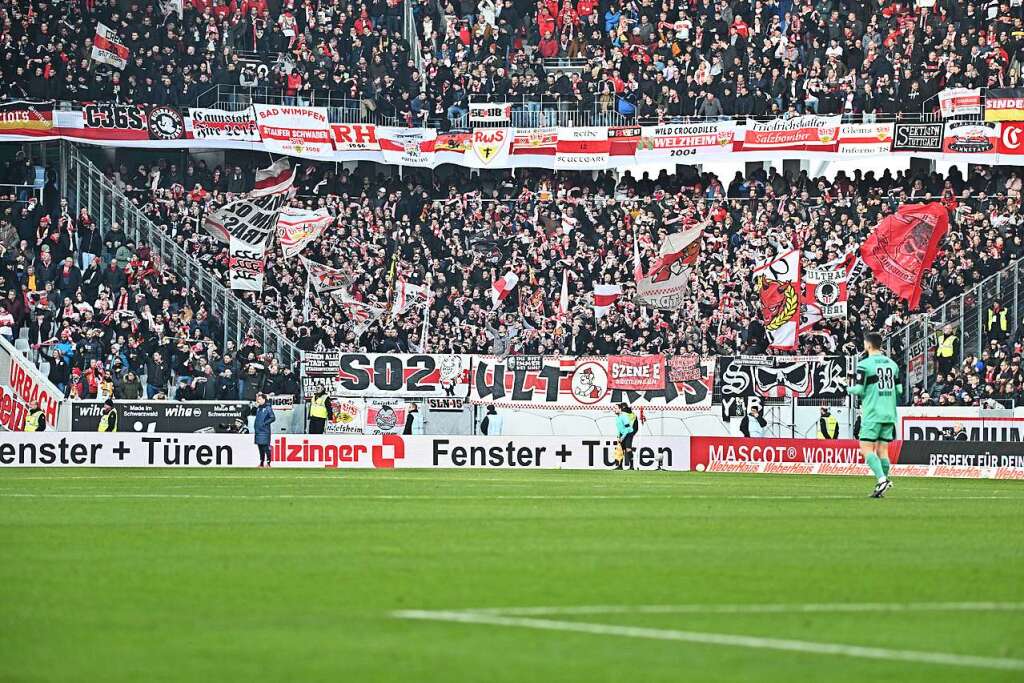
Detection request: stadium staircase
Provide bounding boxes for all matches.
[55,141,303,370]
[887,257,1024,404]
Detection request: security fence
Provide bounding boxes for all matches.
[57,140,304,370]
[887,259,1024,404]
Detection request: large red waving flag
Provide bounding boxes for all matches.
[860,202,949,310]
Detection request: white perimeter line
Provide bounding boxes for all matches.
[392,609,1024,672]
[0,492,1018,501]
[463,601,1024,616]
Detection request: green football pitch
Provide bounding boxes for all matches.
[1,469,1022,683]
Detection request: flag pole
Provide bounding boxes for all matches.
[303,275,311,321]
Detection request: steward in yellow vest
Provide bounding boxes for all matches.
[308,390,329,434]
[98,400,118,432]
[987,303,1009,340]
[24,400,46,432]
[817,408,839,439]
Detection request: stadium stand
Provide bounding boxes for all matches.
[1,0,1018,125]
[0,0,1023,408]
[0,157,299,401]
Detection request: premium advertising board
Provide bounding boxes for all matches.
[895,440,1024,473]
[900,415,1024,441]
[0,433,689,471]
[690,437,865,471]
[689,437,1024,479]
[70,401,250,433]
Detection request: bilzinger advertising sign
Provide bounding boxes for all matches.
[0,433,690,471]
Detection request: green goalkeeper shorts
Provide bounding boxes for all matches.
[859,421,896,443]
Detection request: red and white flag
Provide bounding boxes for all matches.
[91,23,129,70]
[393,279,430,315]
[490,271,519,308]
[635,225,704,309]
[557,271,569,319]
[753,248,801,350]
[633,229,644,282]
[252,158,296,196]
[331,291,385,337]
[593,283,622,319]
[301,256,352,294]
[277,207,331,258]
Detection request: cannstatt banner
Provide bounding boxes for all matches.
[11,104,1024,164]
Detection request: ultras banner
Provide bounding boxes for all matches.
[469,356,714,410]
[0,433,690,471]
[22,108,1024,165]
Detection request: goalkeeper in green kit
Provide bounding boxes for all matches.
[848,332,901,498]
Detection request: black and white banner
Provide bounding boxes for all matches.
[204,159,294,291]
[301,353,472,398]
[71,401,250,432]
[716,356,847,399]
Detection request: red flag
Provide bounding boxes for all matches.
[860,202,949,310]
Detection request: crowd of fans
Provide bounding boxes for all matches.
[3,0,1024,405]
[91,152,1020,408]
[2,150,1024,407]
[0,154,299,401]
[2,0,1023,124]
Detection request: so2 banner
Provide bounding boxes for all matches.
[301,352,472,398]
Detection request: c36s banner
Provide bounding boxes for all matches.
[470,356,713,410]
[301,353,472,398]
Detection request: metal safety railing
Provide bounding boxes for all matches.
[887,258,1024,403]
[57,141,303,370]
